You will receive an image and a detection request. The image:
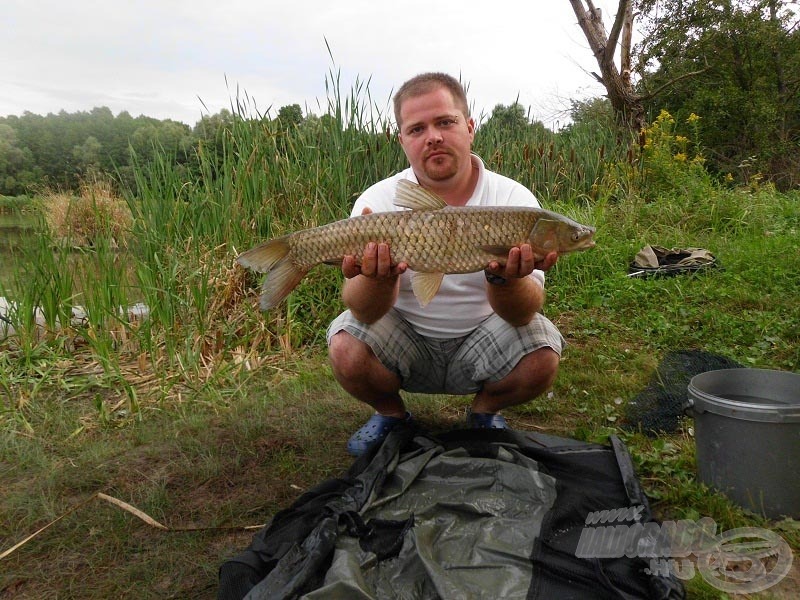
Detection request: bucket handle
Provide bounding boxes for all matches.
[683,397,695,417]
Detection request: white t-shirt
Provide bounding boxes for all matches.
[351,154,545,339]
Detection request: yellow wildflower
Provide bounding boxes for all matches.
[656,109,675,124]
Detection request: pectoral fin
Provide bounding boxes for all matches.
[411,272,445,307]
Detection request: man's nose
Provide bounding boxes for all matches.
[426,128,443,145]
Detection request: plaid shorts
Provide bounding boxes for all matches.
[327,308,565,395]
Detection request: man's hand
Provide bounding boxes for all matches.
[342,242,408,279]
[341,207,408,279]
[484,244,557,327]
[340,206,406,324]
[485,244,558,279]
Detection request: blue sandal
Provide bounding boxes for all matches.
[467,411,508,429]
[347,412,412,457]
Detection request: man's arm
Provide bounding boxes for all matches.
[341,242,407,324]
[340,207,407,324]
[485,246,558,327]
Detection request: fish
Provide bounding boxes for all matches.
[237,179,596,310]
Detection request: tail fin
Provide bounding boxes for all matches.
[237,237,308,310]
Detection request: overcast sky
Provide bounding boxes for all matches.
[3,1,626,129]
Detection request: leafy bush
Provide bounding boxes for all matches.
[640,110,713,201]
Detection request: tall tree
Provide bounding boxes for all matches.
[482,103,531,132]
[635,0,800,187]
[0,123,39,194]
[71,135,103,177]
[568,0,644,130]
[276,104,304,129]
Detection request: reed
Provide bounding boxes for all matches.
[2,72,795,411]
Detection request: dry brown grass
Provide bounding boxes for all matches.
[39,179,133,249]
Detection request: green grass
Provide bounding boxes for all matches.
[1,76,799,597]
[0,195,32,211]
[2,187,798,597]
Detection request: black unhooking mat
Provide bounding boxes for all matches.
[219,426,685,600]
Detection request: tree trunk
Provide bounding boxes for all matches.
[568,0,645,131]
[768,0,789,141]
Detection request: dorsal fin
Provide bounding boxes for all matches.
[394,179,447,211]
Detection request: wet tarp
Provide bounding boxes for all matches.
[219,426,685,600]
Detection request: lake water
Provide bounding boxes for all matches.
[1,208,150,334]
[1,207,142,313]
[0,208,38,294]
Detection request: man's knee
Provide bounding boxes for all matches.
[533,346,560,373]
[531,346,560,375]
[514,347,560,392]
[328,331,372,379]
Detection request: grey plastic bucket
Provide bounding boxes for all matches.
[686,368,800,518]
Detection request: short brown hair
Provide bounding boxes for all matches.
[393,72,470,128]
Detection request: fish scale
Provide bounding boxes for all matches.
[237,180,595,310]
[287,208,542,273]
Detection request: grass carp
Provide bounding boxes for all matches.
[237,180,596,309]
